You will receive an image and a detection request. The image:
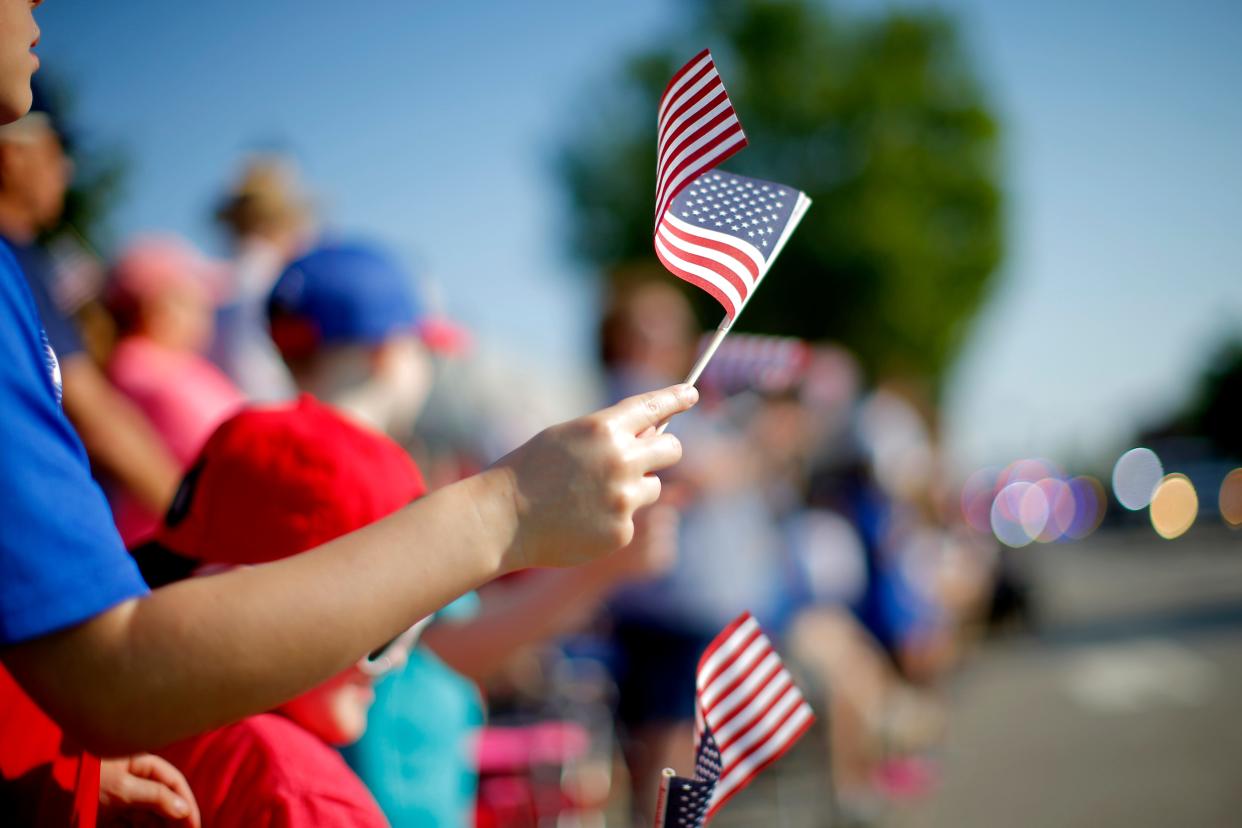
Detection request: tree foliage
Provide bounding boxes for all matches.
[558,0,1003,392]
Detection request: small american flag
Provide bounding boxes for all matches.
[654,49,748,229]
[655,612,816,826]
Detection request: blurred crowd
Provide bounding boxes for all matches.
[2,90,1005,828]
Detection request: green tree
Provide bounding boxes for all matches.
[559,0,1003,393]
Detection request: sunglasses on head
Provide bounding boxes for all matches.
[357,617,431,678]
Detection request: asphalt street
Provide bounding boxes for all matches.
[891,525,1242,828]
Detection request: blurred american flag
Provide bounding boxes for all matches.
[697,332,812,395]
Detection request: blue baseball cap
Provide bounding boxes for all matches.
[268,242,465,360]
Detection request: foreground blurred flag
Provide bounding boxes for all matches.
[653,52,811,390]
[654,49,748,226]
[654,612,816,826]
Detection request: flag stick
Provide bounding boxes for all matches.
[657,192,811,433]
[653,767,676,827]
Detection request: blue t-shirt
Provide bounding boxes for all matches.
[0,242,148,645]
[342,593,484,828]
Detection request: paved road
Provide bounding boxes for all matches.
[890,526,1242,828]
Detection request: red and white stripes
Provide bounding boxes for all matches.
[654,49,748,230]
[654,211,762,320]
[695,612,816,817]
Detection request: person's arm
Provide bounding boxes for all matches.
[423,504,678,681]
[59,354,181,514]
[3,385,696,757]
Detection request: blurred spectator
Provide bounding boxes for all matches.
[210,155,313,401]
[135,396,427,826]
[264,243,675,825]
[0,111,181,518]
[267,242,442,441]
[104,235,245,545]
[598,275,790,817]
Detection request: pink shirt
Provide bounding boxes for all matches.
[107,336,245,544]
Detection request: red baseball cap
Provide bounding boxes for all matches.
[148,395,426,568]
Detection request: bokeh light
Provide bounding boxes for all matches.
[991,481,1035,548]
[1033,477,1075,542]
[1065,476,1107,540]
[1219,469,1242,528]
[961,467,1000,534]
[997,457,1062,489]
[1017,483,1051,541]
[1149,473,1198,540]
[1112,447,1164,510]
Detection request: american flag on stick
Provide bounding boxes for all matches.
[653,612,816,826]
[652,51,811,392]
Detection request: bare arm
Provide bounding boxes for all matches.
[3,385,695,756]
[60,355,181,514]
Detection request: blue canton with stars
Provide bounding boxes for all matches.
[667,171,800,262]
[660,727,724,827]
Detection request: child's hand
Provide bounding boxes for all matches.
[493,384,696,571]
[99,753,201,827]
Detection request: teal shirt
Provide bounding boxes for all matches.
[344,594,484,827]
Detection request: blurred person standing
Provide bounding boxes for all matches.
[266,241,442,440]
[598,275,789,818]
[0,108,181,520]
[210,156,312,402]
[103,235,245,545]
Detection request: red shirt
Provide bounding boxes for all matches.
[0,666,99,827]
[158,713,389,827]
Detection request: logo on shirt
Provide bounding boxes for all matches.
[41,330,62,405]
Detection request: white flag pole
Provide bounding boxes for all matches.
[657,192,812,433]
[652,767,676,827]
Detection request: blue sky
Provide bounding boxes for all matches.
[34,1,1242,473]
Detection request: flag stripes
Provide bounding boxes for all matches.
[695,612,815,819]
[654,49,748,229]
